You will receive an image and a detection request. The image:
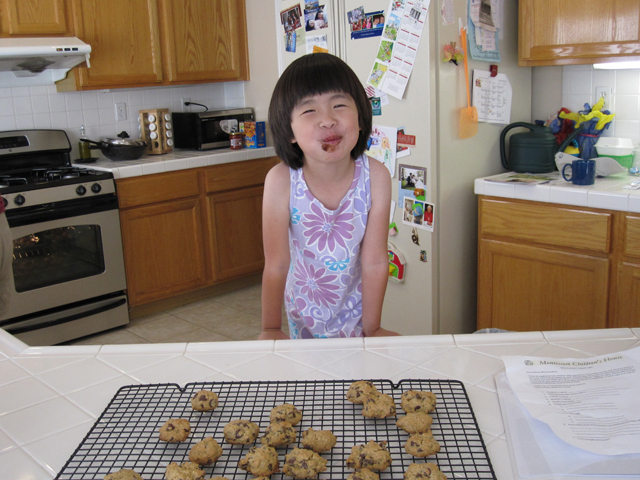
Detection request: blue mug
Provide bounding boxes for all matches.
[562,159,596,185]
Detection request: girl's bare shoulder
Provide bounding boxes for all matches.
[366,156,392,190]
[265,161,290,187]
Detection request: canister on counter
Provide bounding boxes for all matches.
[230,132,244,150]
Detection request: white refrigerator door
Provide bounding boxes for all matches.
[338,0,391,87]
[274,0,339,75]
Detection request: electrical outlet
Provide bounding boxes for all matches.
[115,102,127,121]
[181,97,191,112]
[595,86,612,109]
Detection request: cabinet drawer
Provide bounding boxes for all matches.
[116,169,200,209]
[624,215,640,258]
[480,198,612,253]
[205,157,279,193]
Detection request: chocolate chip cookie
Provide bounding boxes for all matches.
[345,440,392,471]
[346,380,378,404]
[403,462,447,480]
[270,403,302,425]
[191,390,219,412]
[159,418,191,442]
[103,469,142,480]
[396,412,434,434]
[282,447,328,479]
[300,427,337,453]
[223,419,260,445]
[188,437,223,465]
[361,393,396,419]
[347,469,380,480]
[165,462,205,480]
[238,446,280,477]
[401,390,437,413]
[260,420,297,448]
[404,432,441,457]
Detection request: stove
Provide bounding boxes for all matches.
[0,129,129,346]
[0,129,115,211]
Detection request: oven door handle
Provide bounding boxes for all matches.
[6,194,118,228]
[2,297,127,335]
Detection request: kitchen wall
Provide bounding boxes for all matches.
[433,0,531,334]
[532,65,640,146]
[0,82,246,158]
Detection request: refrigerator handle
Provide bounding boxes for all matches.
[333,0,346,62]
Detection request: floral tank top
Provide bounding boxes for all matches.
[286,154,371,339]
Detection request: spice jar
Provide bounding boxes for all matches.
[230,132,244,150]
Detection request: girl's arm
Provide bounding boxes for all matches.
[259,163,291,340]
[361,157,400,337]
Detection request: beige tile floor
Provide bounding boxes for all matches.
[67,284,289,345]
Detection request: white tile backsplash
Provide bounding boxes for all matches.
[0,82,247,160]
[562,66,640,145]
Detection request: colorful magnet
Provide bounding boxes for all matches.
[388,242,406,283]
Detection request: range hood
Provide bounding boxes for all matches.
[0,37,91,87]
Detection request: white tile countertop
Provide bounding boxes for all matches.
[1,328,639,480]
[475,172,640,213]
[74,146,277,180]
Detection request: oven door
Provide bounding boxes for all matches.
[0,195,129,343]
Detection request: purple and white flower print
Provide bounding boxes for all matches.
[285,156,371,339]
[302,201,355,253]
[292,256,341,308]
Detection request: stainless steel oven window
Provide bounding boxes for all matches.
[12,224,106,293]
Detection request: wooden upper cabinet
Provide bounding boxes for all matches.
[68,0,163,89]
[519,0,640,66]
[59,0,249,90]
[159,0,249,83]
[1,0,70,36]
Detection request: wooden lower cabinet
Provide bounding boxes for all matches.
[208,186,265,281]
[117,157,278,307]
[120,197,208,306]
[478,196,640,331]
[614,262,640,328]
[478,239,609,331]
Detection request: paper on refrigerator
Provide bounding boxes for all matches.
[472,69,511,124]
[502,346,640,455]
[366,0,430,100]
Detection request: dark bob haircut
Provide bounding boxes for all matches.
[268,53,372,169]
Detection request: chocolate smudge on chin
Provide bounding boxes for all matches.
[321,143,336,152]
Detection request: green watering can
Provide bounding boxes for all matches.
[500,122,584,173]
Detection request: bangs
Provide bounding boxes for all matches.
[287,63,359,108]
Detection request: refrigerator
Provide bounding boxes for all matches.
[263,0,532,335]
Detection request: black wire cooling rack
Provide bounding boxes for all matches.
[55,379,496,480]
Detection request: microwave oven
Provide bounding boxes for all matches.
[171,108,255,150]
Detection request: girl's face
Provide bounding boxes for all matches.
[290,91,360,166]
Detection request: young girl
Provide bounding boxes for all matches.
[259,53,399,340]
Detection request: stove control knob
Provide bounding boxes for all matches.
[14,194,25,206]
[76,185,87,196]
[91,183,102,194]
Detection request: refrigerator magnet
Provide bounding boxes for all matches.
[371,97,382,116]
[388,242,406,283]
